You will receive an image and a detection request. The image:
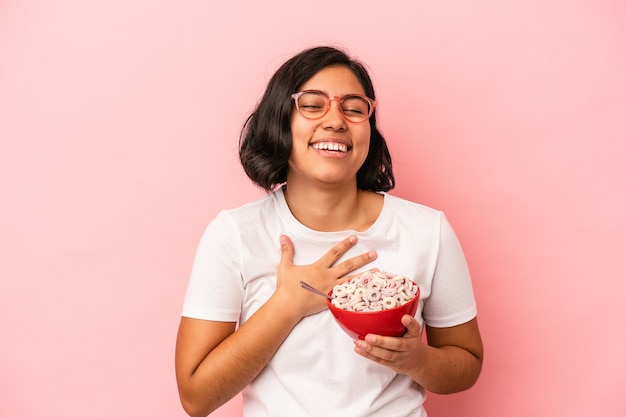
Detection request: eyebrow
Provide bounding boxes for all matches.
[301,89,366,98]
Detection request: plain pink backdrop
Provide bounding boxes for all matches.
[1,1,625,416]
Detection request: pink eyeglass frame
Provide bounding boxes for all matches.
[291,90,377,123]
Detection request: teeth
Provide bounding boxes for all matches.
[312,142,348,152]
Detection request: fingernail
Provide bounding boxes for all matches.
[280,235,288,245]
[348,235,357,244]
[368,251,377,259]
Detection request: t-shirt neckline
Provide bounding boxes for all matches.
[272,186,392,242]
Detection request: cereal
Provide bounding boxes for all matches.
[330,271,418,312]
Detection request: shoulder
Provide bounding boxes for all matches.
[222,192,276,216]
[383,193,443,220]
[207,191,280,233]
[195,193,278,255]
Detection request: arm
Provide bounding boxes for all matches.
[175,235,377,417]
[175,298,301,417]
[354,315,483,393]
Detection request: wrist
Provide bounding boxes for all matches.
[265,291,307,324]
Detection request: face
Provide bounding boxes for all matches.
[288,65,371,190]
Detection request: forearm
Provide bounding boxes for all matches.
[179,295,301,417]
[354,317,483,395]
[409,344,482,394]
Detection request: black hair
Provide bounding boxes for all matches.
[238,46,395,192]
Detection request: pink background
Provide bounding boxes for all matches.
[1,1,625,416]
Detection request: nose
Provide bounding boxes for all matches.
[322,96,346,129]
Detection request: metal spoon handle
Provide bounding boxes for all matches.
[299,281,332,300]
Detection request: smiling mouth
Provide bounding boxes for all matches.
[311,142,349,153]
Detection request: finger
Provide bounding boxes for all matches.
[355,337,397,361]
[333,250,378,278]
[279,234,294,267]
[354,342,383,363]
[401,314,421,337]
[318,235,358,266]
[363,332,408,353]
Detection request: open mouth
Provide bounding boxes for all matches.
[311,142,349,153]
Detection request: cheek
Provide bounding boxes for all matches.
[289,117,307,142]
[356,126,372,148]
[290,120,319,150]
[358,129,372,163]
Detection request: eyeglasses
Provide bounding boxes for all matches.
[291,90,376,123]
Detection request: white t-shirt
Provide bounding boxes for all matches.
[182,188,477,417]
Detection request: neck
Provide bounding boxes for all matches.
[283,183,381,232]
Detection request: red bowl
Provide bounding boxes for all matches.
[326,286,420,340]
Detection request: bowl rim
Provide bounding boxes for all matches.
[326,282,420,315]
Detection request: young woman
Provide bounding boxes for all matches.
[175,46,483,417]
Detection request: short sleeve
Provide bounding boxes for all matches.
[181,211,244,322]
[422,214,477,327]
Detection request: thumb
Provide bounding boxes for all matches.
[279,234,294,267]
[402,314,421,337]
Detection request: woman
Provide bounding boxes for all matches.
[175,46,483,417]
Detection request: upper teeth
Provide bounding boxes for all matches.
[312,142,348,152]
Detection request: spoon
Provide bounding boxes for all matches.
[299,281,332,300]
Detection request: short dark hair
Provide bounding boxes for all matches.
[239,46,395,192]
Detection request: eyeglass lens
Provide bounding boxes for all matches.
[296,92,372,122]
